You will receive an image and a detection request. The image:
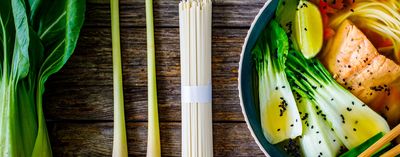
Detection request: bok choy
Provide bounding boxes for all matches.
[252,20,302,144]
[285,50,390,149]
[293,91,344,157]
[0,0,85,156]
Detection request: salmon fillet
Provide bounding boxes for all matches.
[321,20,400,104]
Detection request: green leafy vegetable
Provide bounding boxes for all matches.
[340,132,386,157]
[252,20,302,144]
[0,0,85,156]
[285,50,390,149]
[294,92,344,157]
[276,0,299,50]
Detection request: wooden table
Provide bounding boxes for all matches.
[44,0,266,156]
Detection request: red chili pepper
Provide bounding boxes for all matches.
[319,0,336,14]
[330,0,345,10]
[322,12,329,27]
[347,0,355,6]
[324,28,336,40]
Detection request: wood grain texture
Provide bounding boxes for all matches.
[85,0,265,28]
[44,0,268,156]
[44,27,246,122]
[49,122,264,156]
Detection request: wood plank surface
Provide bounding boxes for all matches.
[49,122,264,156]
[85,0,265,28]
[44,0,268,156]
[44,27,246,122]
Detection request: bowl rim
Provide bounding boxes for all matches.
[238,0,274,156]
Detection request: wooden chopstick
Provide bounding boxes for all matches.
[358,124,400,157]
[381,143,400,157]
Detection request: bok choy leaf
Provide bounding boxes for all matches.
[252,20,302,144]
[0,0,85,156]
[286,50,390,149]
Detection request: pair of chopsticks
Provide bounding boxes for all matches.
[359,124,400,157]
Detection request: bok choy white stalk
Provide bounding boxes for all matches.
[293,90,344,157]
[252,20,302,144]
[285,50,390,149]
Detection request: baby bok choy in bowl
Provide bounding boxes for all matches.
[239,0,400,156]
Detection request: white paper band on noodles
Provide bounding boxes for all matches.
[181,85,212,104]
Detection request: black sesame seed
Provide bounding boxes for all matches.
[282,86,286,88]
[350,9,354,12]
[345,136,348,139]
[277,128,281,131]
[275,86,279,90]
[341,114,345,124]
[319,140,322,144]
[304,28,308,31]
[347,107,352,111]
[353,128,357,131]
[290,124,294,127]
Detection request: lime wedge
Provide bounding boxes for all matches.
[294,1,323,58]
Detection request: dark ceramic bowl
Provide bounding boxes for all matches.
[238,0,290,156]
